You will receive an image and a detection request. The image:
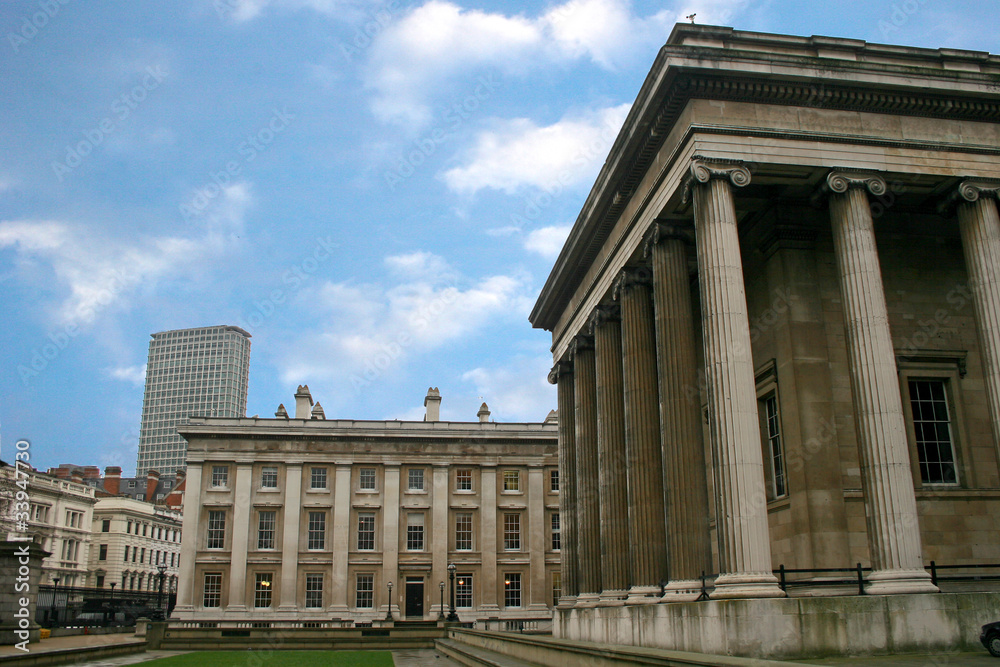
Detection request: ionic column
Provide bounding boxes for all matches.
[614,268,667,603]
[646,224,712,598]
[548,361,578,607]
[278,463,302,611]
[572,334,602,607]
[329,463,351,614]
[688,159,784,599]
[590,306,629,604]
[821,170,937,594]
[952,181,1000,462]
[226,462,253,611]
[172,463,202,615]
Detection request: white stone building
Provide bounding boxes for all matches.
[171,387,560,626]
[88,497,182,595]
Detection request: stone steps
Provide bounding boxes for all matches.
[435,638,543,667]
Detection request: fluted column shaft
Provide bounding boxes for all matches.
[689,160,783,599]
[649,228,712,593]
[573,337,602,603]
[592,307,629,600]
[550,362,578,605]
[617,270,668,602]
[825,171,936,594]
[955,183,1000,461]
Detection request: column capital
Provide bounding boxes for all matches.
[587,304,621,333]
[643,222,694,259]
[569,333,594,356]
[689,157,752,187]
[938,179,1000,215]
[612,266,653,301]
[812,169,886,205]
[547,360,574,384]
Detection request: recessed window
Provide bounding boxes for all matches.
[359,468,376,491]
[408,468,424,491]
[310,467,328,490]
[98,544,108,561]
[211,466,228,488]
[503,513,520,551]
[254,573,273,608]
[908,379,959,485]
[356,574,374,608]
[357,512,375,551]
[455,513,473,551]
[257,511,276,550]
[305,574,323,609]
[549,470,559,492]
[503,470,520,492]
[207,510,226,549]
[203,573,222,608]
[308,511,326,550]
[456,469,472,491]
[758,393,787,500]
[456,573,473,608]
[406,513,424,551]
[504,573,521,608]
[101,519,111,533]
[551,513,560,551]
[552,571,562,607]
[261,466,278,489]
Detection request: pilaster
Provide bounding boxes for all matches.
[278,463,302,612]
[226,462,253,612]
[822,169,936,594]
[329,463,352,614]
[431,464,449,616]
[480,464,500,613]
[688,158,783,599]
[172,463,202,615]
[381,464,401,617]
[527,465,549,611]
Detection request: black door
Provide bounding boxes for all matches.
[405,579,424,618]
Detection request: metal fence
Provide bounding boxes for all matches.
[36,584,175,628]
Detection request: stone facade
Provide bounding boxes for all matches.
[88,497,182,595]
[529,23,1000,656]
[171,387,559,625]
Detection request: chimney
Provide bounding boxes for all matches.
[294,385,313,419]
[478,402,491,423]
[311,402,326,420]
[145,469,160,503]
[424,387,441,422]
[104,466,122,495]
[70,470,84,485]
[275,404,289,419]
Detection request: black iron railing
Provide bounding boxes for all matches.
[927,561,1000,587]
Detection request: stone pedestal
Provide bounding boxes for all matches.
[824,170,936,594]
[689,159,783,599]
[0,541,48,646]
[615,268,667,604]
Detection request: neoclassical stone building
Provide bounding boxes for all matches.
[171,387,559,626]
[530,24,1000,657]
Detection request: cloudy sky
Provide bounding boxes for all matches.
[0,0,992,474]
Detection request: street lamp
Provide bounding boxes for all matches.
[156,564,167,620]
[447,563,459,622]
[385,581,393,621]
[109,582,117,625]
[438,582,446,620]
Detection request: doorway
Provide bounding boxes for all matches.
[405,577,424,618]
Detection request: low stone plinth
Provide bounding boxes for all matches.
[554,592,1000,660]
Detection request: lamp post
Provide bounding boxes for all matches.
[385,581,393,621]
[109,582,117,625]
[438,581,446,620]
[156,564,167,620]
[52,577,60,627]
[447,563,459,622]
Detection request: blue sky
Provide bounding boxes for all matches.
[1,0,994,474]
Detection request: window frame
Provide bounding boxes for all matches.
[455,468,473,492]
[502,470,520,492]
[755,361,788,503]
[358,468,377,491]
[206,510,226,549]
[504,572,521,608]
[203,572,222,608]
[551,512,560,551]
[305,573,323,609]
[357,512,376,551]
[254,572,273,608]
[257,510,277,550]
[307,511,326,551]
[310,467,328,490]
[260,466,278,489]
[406,513,424,552]
[455,512,473,551]
[211,465,229,488]
[503,512,521,551]
[456,572,473,608]
[549,469,559,493]
[407,468,425,492]
[356,573,374,609]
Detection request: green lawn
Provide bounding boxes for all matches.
[140,650,395,666]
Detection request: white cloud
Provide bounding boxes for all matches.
[524,225,572,260]
[365,0,671,126]
[276,252,534,389]
[442,103,630,195]
[0,183,252,326]
[107,364,147,385]
[462,354,557,422]
[217,0,365,22]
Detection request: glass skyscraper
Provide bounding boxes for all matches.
[135,325,251,475]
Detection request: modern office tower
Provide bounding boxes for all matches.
[135,326,251,476]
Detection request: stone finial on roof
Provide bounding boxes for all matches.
[275,403,289,419]
[311,402,326,420]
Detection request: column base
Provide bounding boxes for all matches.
[710,572,786,600]
[575,592,601,608]
[865,568,939,595]
[598,590,628,606]
[626,585,661,605]
[556,595,577,609]
[660,579,704,602]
